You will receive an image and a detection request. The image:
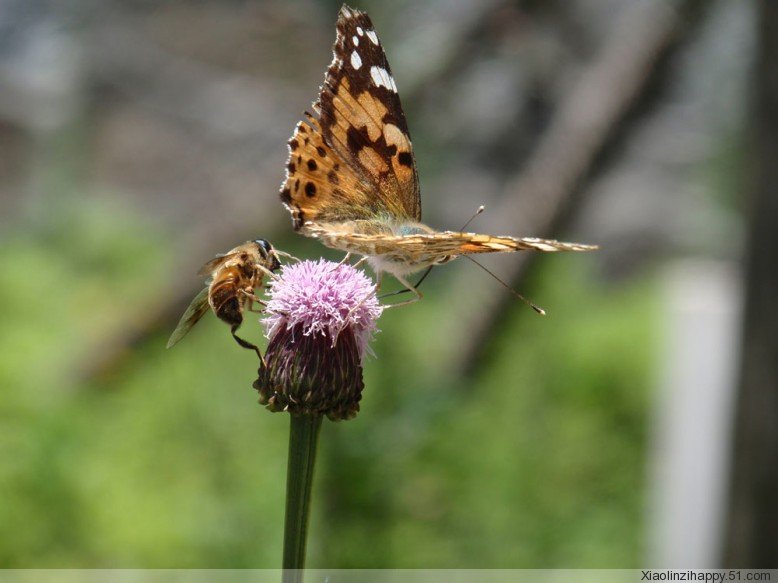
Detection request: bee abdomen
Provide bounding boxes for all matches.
[210,277,243,327]
[214,296,242,326]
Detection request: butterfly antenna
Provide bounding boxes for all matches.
[463,256,546,315]
[459,205,485,231]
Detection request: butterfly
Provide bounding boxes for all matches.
[280,5,597,304]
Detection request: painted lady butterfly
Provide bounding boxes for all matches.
[281,5,597,304]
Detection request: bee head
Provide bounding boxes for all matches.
[254,239,281,271]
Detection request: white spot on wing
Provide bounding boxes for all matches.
[350,51,362,70]
[352,35,359,46]
[369,67,382,87]
[366,30,379,45]
[370,66,396,92]
[356,26,364,36]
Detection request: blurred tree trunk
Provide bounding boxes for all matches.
[722,0,778,568]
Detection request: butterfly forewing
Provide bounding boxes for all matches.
[320,6,420,220]
[280,5,421,228]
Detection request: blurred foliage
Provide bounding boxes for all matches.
[0,198,656,567]
[0,0,755,569]
[316,254,656,568]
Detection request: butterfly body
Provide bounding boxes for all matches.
[280,6,597,299]
[301,218,446,277]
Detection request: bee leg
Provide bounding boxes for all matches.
[230,324,265,363]
[255,265,279,280]
[239,289,267,309]
[273,250,300,263]
[381,274,423,308]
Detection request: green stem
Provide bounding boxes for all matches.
[283,413,323,583]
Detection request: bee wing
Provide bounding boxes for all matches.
[166,287,211,348]
[197,252,242,277]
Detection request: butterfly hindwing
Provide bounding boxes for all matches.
[303,225,598,263]
[281,115,376,229]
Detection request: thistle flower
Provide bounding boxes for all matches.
[254,259,383,421]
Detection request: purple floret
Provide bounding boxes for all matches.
[262,259,383,360]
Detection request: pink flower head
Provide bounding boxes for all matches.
[254,259,383,420]
[262,259,382,358]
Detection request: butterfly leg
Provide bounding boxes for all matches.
[382,275,423,308]
[331,254,369,273]
[333,252,351,268]
[352,256,369,269]
[337,271,384,336]
[379,266,433,299]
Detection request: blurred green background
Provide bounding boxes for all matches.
[0,0,769,569]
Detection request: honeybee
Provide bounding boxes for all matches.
[167,239,283,355]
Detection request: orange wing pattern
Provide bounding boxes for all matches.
[281,114,377,229]
[280,5,421,227]
[303,224,598,267]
